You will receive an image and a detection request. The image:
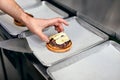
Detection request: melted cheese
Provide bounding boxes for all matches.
[49,32,70,44]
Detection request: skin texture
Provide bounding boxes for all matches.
[0,0,68,42]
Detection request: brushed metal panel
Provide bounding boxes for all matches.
[53,0,120,36]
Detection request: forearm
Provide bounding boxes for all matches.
[0,0,68,42]
[0,0,29,23]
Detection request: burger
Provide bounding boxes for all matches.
[46,32,72,53]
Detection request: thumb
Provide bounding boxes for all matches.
[38,32,49,43]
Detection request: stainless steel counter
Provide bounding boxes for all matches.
[52,0,120,37]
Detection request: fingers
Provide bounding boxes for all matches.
[48,17,68,26]
[56,18,68,26]
[55,23,64,32]
[31,17,68,42]
[47,17,68,32]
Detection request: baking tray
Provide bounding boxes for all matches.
[26,16,108,66]
[0,1,68,36]
[47,41,120,80]
[15,0,41,10]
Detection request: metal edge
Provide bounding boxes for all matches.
[0,23,17,36]
[110,40,120,52]
[0,24,16,38]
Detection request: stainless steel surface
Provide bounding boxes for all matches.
[0,38,32,53]
[26,16,108,66]
[0,1,68,36]
[53,0,120,36]
[47,40,120,80]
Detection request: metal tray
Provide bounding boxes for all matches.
[26,16,108,66]
[47,41,120,80]
[15,0,41,10]
[0,1,68,36]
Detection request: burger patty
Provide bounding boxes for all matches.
[48,38,71,49]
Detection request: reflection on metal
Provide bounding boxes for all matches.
[53,0,120,36]
[0,38,32,53]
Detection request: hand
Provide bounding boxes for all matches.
[0,0,68,42]
[24,17,68,42]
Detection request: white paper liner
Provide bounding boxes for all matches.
[26,18,103,66]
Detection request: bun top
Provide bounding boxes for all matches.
[49,32,70,45]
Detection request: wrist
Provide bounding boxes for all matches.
[20,12,33,26]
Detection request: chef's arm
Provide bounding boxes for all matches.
[0,0,29,25]
[0,0,68,42]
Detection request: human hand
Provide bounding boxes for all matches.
[24,17,68,42]
[0,0,68,42]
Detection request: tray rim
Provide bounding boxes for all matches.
[47,40,120,80]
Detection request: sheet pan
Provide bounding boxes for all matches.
[47,41,120,80]
[15,0,41,9]
[0,1,68,36]
[26,16,108,66]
